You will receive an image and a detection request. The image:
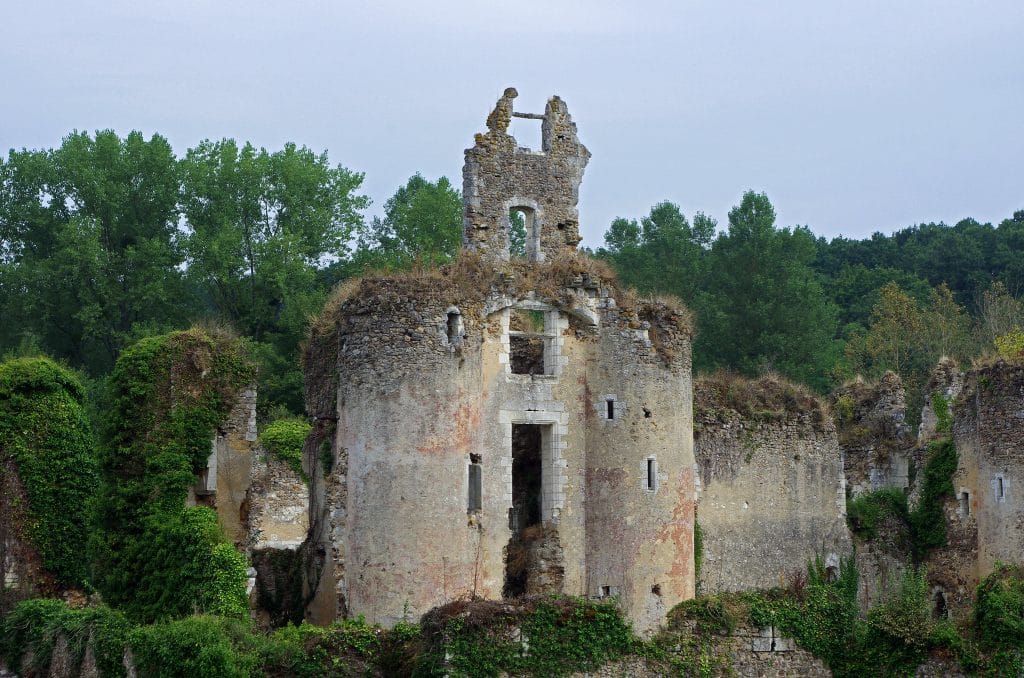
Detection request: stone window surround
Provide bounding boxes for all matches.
[499,301,569,381]
[498,409,569,525]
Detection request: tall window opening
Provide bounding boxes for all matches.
[505,423,544,598]
[446,308,463,345]
[960,491,970,516]
[606,398,615,420]
[509,309,547,375]
[997,476,1005,500]
[508,208,529,259]
[468,454,482,513]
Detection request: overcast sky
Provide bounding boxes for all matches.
[3,0,1022,247]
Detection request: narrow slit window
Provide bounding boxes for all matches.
[960,491,970,516]
[646,458,657,492]
[606,398,615,420]
[468,462,482,513]
[997,476,1005,500]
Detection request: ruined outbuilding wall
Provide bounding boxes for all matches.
[833,371,916,497]
[694,375,851,593]
[951,359,1024,576]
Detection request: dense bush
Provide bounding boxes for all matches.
[846,487,910,541]
[88,328,254,622]
[0,357,98,586]
[975,563,1024,674]
[258,417,311,479]
[0,599,132,677]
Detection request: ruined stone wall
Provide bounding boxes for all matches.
[952,359,1024,576]
[834,372,915,497]
[463,90,589,262]
[694,377,851,593]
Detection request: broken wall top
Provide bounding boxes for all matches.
[462,88,590,263]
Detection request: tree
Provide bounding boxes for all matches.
[0,131,188,374]
[353,174,461,270]
[598,201,714,304]
[697,191,838,391]
[180,139,367,413]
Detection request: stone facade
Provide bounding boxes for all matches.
[302,91,695,633]
[693,375,851,593]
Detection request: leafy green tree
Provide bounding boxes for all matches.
[353,174,461,269]
[697,191,838,390]
[0,131,188,374]
[598,201,714,304]
[180,139,367,413]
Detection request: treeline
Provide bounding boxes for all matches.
[0,131,459,417]
[596,194,1024,411]
[2,130,1023,418]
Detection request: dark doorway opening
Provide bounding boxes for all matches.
[505,423,543,597]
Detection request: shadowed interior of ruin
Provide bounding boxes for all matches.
[504,423,543,597]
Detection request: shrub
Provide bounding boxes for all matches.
[0,599,132,677]
[846,487,909,541]
[259,417,311,479]
[994,327,1024,361]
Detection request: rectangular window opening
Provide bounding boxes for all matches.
[646,458,657,492]
[997,477,1005,499]
[606,398,615,420]
[600,585,611,598]
[509,309,547,375]
[960,491,970,516]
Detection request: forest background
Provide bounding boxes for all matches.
[2,131,1022,426]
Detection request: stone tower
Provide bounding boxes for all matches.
[462,88,591,261]
[302,90,695,634]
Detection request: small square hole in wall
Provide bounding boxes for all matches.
[600,585,611,598]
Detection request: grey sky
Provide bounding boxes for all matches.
[3,0,1022,248]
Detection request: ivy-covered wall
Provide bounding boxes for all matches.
[0,357,98,607]
[88,328,255,622]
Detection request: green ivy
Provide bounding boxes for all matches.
[0,599,132,677]
[909,437,958,558]
[0,357,98,587]
[259,417,311,479]
[931,392,952,434]
[846,487,910,541]
[416,598,642,677]
[88,328,255,622]
[974,563,1024,674]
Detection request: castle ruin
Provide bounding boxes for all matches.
[301,90,696,632]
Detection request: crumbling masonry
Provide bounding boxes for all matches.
[301,90,696,632]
